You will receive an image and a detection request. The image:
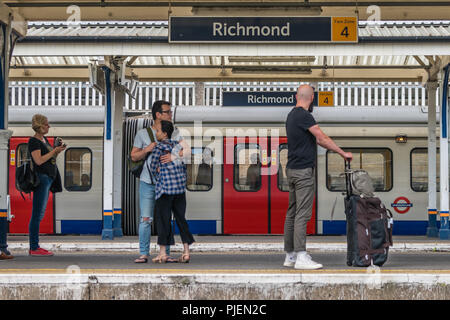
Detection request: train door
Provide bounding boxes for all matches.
[223,136,316,235]
[270,137,316,235]
[9,137,54,234]
[223,137,269,234]
[54,138,103,234]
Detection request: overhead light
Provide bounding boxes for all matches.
[228,56,316,63]
[231,66,312,74]
[395,134,407,143]
[88,62,105,95]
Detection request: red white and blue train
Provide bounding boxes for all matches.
[6,105,437,236]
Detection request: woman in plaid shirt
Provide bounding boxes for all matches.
[149,120,195,263]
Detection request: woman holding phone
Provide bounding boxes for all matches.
[28,114,65,256]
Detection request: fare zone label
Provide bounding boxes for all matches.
[332,17,358,42]
[318,91,334,106]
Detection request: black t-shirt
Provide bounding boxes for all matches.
[28,137,57,178]
[286,107,317,169]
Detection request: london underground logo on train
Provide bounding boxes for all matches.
[391,197,413,214]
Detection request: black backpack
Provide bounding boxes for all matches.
[127,127,155,178]
[16,153,40,198]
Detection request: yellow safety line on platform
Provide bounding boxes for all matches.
[0,269,450,274]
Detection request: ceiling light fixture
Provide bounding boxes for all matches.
[231,66,312,74]
[228,56,316,63]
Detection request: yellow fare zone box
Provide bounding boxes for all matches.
[10,150,15,166]
[318,91,334,107]
[332,17,358,42]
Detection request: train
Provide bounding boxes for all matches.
[6,105,439,236]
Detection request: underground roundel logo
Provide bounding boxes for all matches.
[391,196,413,214]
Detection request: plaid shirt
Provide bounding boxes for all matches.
[149,139,186,200]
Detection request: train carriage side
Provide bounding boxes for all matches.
[8,107,104,235]
[175,106,437,236]
[7,106,439,236]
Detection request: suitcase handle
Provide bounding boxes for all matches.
[344,160,352,198]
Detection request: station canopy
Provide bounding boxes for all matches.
[4,0,450,21]
[3,0,450,82]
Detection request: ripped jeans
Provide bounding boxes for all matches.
[138,180,170,256]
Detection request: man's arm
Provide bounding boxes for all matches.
[130,143,157,161]
[178,139,190,158]
[161,138,191,164]
[309,124,353,161]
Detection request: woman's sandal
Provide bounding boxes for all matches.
[166,256,178,263]
[178,253,190,263]
[134,256,148,263]
[152,255,168,264]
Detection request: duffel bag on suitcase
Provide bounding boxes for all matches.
[344,161,393,267]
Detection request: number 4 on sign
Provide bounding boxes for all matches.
[332,17,358,42]
[318,92,334,107]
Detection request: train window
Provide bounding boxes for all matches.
[278,144,289,192]
[187,147,213,191]
[234,143,261,192]
[411,148,441,192]
[64,148,92,192]
[326,148,393,192]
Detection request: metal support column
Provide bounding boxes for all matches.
[101,67,114,240]
[439,64,450,240]
[426,80,439,238]
[112,84,124,238]
[100,60,126,240]
[0,17,13,254]
[194,81,205,106]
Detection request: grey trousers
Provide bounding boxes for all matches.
[284,167,315,253]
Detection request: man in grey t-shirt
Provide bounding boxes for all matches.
[131,100,186,263]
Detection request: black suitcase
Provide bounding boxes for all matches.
[344,161,393,267]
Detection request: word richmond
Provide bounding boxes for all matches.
[213,22,290,37]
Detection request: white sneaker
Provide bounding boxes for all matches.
[294,252,323,270]
[283,252,297,267]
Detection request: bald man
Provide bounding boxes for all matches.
[283,84,352,270]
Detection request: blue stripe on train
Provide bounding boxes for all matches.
[60,220,217,235]
[61,220,103,234]
[323,220,441,236]
[173,220,216,235]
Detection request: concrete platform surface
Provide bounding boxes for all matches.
[2,235,450,300]
[4,234,450,252]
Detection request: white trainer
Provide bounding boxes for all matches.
[283,252,297,267]
[294,252,323,270]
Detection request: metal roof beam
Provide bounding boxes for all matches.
[8,66,427,82]
[0,2,27,37]
[413,55,426,67]
[13,41,450,57]
[3,1,450,20]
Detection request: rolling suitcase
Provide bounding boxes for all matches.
[344,161,393,267]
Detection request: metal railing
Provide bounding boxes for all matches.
[204,82,434,107]
[8,81,439,110]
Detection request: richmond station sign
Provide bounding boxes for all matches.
[169,16,358,43]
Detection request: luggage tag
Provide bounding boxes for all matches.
[388,218,394,229]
